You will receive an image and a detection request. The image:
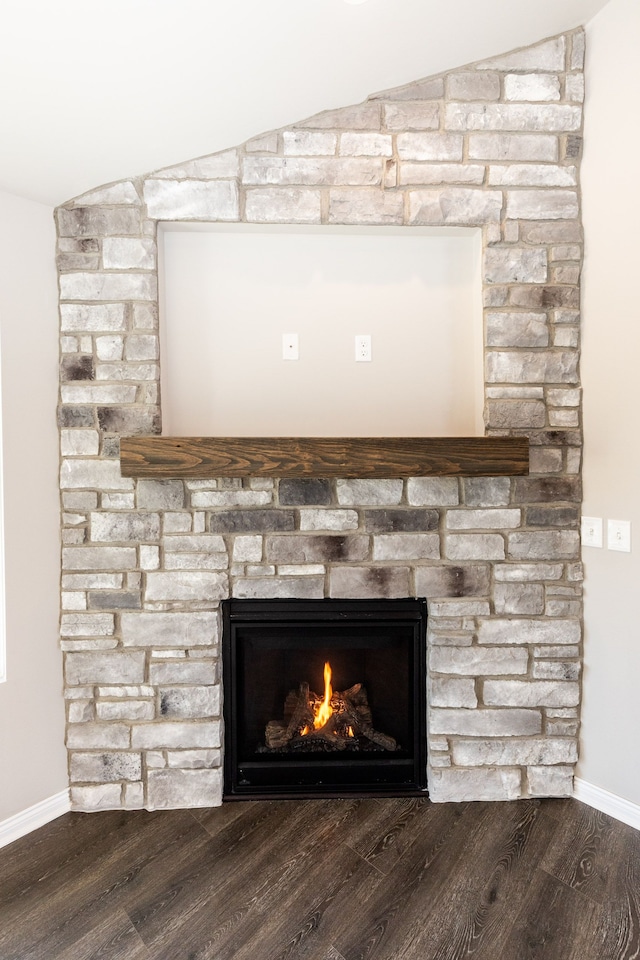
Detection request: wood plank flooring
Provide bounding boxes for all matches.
[0,796,638,960]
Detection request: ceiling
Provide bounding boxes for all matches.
[0,0,611,207]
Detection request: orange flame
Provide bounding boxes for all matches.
[313,661,333,730]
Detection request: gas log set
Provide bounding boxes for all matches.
[262,661,399,754]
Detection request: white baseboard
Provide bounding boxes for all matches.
[573,778,640,832]
[0,790,71,850]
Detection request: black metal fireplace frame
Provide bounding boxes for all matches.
[222,597,428,800]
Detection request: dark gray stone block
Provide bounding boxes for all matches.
[209,510,296,533]
[58,405,96,428]
[363,509,439,532]
[278,478,332,506]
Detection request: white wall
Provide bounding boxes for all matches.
[0,189,67,821]
[160,225,484,437]
[580,0,640,805]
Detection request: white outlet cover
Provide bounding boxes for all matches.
[355,334,372,362]
[608,519,631,552]
[581,516,603,548]
[282,333,299,360]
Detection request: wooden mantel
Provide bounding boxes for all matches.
[120,436,529,479]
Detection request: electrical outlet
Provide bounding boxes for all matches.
[608,519,631,552]
[282,333,299,361]
[355,334,372,362]
[581,516,603,548]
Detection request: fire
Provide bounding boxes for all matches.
[314,661,334,730]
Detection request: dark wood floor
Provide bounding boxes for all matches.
[0,795,638,960]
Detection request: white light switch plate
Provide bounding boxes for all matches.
[608,519,631,552]
[581,516,603,548]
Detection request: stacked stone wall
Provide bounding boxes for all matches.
[57,30,585,809]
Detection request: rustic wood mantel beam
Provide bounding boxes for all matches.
[120,436,529,479]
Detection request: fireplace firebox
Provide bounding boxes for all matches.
[222,598,428,799]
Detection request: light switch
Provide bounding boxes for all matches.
[607,519,631,552]
[581,516,603,548]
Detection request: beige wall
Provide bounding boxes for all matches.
[0,189,67,821]
[580,0,640,804]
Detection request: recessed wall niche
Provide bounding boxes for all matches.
[159,223,484,437]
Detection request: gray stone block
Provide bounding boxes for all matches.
[495,582,545,615]
[328,189,404,225]
[336,479,403,506]
[245,188,322,224]
[363,509,439,532]
[329,566,410,599]
[159,686,219,719]
[509,285,580,309]
[398,163,485,186]
[429,707,540,735]
[147,768,222,809]
[96,701,154,721]
[58,406,97,428]
[446,103,580,134]
[266,535,369,563]
[527,765,573,797]
[121,612,217,648]
[299,509,358,532]
[62,546,138,570]
[478,618,580,646]
[486,312,549,347]
[397,133,463,162]
[414,564,490,598]
[532,661,581,681]
[67,723,130,749]
[430,646,528,676]
[445,534,505,561]
[489,164,576,187]
[166,749,221,769]
[339,133,392,157]
[514,477,581,502]
[232,577,325,600]
[279,479,332,506]
[88,591,142,610]
[428,767,521,802]
[525,506,580,527]
[65,651,145,685]
[57,206,141,237]
[137,480,185,510]
[468,134,558,162]
[383,101,440,131]
[446,72,500,101]
[71,784,122,811]
[70,752,142,783]
[452,737,578,766]
[372,534,439,561]
[508,531,580,560]
[504,74,561,102]
[145,571,228,603]
[408,188,502,225]
[60,612,114,637]
[506,190,580,221]
[429,677,477,708]
[60,355,94,382]
[91,512,160,542]
[486,400,547,429]
[484,248,548,284]
[131,721,221,750]
[243,157,382,187]
[407,478,458,506]
[143,179,239,220]
[483,680,580,708]
[60,272,156,302]
[97,407,161,436]
[446,509,520,530]
[149,661,217,684]
[486,350,578,384]
[462,478,511,507]
[283,131,337,155]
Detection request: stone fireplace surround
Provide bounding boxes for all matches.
[58,29,584,811]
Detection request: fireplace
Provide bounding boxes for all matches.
[222,598,427,799]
